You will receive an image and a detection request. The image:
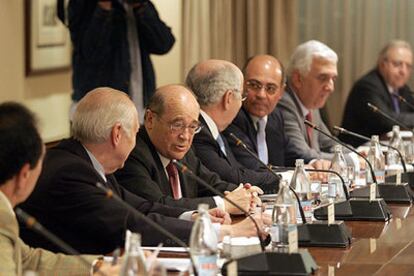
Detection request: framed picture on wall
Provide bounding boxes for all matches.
[25,0,71,75]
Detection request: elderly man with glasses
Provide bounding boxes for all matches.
[341,40,414,147]
[186,59,280,193]
[115,84,262,215]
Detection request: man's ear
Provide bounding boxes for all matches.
[145,109,154,130]
[110,123,123,147]
[13,163,31,195]
[291,70,302,89]
[222,90,232,110]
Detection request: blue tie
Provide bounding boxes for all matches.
[216,134,227,156]
[257,118,268,164]
[391,93,400,114]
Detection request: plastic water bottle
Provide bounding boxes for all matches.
[271,179,298,253]
[120,231,147,276]
[291,159,313,222]
[189,204,218,276]
[328,145,348,201]
[366,135,385,184]
[388,125,405,165]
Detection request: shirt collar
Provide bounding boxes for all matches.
[200,110,220,140]
[83,146,107,182]
[0,190,14,215]
[249,114,268,131]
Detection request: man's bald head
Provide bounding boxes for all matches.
[185,59,243,107]
[243,55,285,87]
[72,87,138,143]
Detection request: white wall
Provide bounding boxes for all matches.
[0,0,182,142]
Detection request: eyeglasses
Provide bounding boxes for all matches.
[245,80,279,95]
[151,111,203,134]
[231,88,247,102]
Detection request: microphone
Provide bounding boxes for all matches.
[334,126,413,204]
[367,102,410,129]
[228,133,352,248]
[95,182,198,275]
[15,208,104,275]
[334,126,407,173]
[229,133,307,225]
[397,94,414,111]
[173,160,266,251]
[304,120,392,221]
[305,120,378,185]
[173,161,318,275]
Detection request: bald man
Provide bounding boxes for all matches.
[185,59,279,193]
[115,84,260,214]
[223,55,304,170]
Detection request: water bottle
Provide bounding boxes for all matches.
[387,125,405,165]
[328,145,348,201]
[271,179,298,253]
[290,159,313,222]
[189,204,218,276]
[120,231,147,276]
[366,135,385,184]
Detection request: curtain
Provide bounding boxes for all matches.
[182,0,414,126]
[181,0,298,75]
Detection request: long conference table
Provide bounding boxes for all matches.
[309,204,414,275]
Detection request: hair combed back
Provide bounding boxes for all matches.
[378,39,412,64]
[186,63,242,106]
[71,88,136,143]
[0,102,43,185]
[287,40,338,77]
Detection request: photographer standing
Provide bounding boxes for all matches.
[67,0,175,119]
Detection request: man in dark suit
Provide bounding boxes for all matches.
[341,40,414,147]
[223,55,329,175]
[115,84,262,214]
[185,59,280,193]
[20,87,251,255]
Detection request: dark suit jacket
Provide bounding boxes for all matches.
[341,69,414,147]
[192,116,280,193]
[223,107,302,170]
[115,128,237,210]
[19,139,192,255]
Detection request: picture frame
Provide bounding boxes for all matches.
[25,0,71,76]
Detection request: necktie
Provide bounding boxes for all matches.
[256,118,268,164]
[305,112,313,147]
[391,93,400,114]
[166,161,182,199]
[216,134,227,156]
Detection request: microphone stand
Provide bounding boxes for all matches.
[334,126,407,172]
[95,183,199,276]
[397,94,414,111]
[304,120,392,221]
[15,208,107,276]
[173,161,318,275]
[334,126,413,204]
[229,133,352,248]
[367,102,410,129]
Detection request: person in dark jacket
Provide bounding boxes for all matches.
[341,40,414,147]
[68,0,175,119]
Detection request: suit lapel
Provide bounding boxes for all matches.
[241,107,259,152]
[139,128,177,197]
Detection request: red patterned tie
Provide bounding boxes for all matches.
[305,112,313,147]
[166,161,182,199]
